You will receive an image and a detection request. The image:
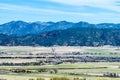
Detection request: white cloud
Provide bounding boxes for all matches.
[0,3,57,13]
[0,1,120,23]
[50,0,120,13]
[50,0,114,6]
[0,3,95,16]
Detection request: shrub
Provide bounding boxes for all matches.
[60,77,70,80]
[74,78,86,80]
[28,78,35,80]
[50,77,59,80]
[50,77,70,80]
[36,78,45,80]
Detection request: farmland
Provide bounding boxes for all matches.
[0,63,120,80]
[0,46,120,80]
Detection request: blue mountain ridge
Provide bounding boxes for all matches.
[0,20,120,36]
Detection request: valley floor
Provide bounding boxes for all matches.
[0,46,120,80]
[0,62,120,80]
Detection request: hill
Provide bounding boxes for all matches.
[0,28,120,46]
[0,21,120,36]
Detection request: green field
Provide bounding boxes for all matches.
[0,46,120,80]
[0,46,120,54]
[0,62,120,80]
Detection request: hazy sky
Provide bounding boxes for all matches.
[0,0,120,24]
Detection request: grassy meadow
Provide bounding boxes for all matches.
[0,46,120,80]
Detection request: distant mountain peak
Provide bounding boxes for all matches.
[0,20,120,36]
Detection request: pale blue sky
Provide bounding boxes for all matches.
[0,0,120,24]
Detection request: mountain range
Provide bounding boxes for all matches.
[0,21,120,46]
[0,21,120,36]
